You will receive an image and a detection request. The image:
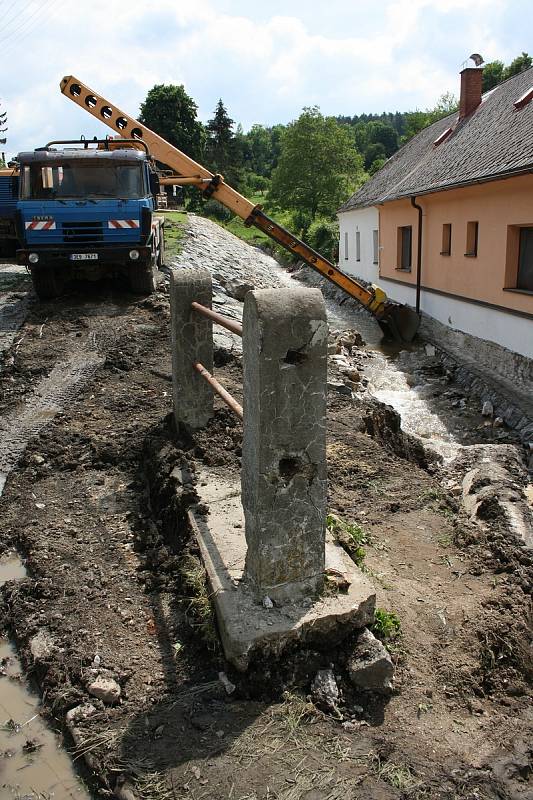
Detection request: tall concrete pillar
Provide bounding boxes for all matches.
[242,288,328,604]
[170,268,213,431]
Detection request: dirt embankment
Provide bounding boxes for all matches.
[0,221,532,800]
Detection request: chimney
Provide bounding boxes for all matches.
[459,67,483,119]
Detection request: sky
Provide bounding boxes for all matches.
[0,0,531,159]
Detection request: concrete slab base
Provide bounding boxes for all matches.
[189,468,376,671]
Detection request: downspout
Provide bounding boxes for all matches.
[410,196,423,315]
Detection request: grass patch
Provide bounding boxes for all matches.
[178,552,218,648]
[371,608,401,641]
[326,512,368,566]
[372,757,418,790]
[162,210,187,261]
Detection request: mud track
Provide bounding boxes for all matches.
[0,223,532,800]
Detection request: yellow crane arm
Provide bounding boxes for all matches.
[59,75,419,341]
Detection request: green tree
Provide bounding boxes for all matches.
[268,107,365,223]
[366,120,398,157]
[482,60,504,92]
[139,84,205,161]
[364,142,386,170]
[401,92,458,143]
[503,51,532,80]
[206,98,235,174]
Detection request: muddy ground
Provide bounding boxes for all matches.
[0,221,532,800]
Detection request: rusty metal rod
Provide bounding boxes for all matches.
[191,301,243,337]
[193,361,243,420]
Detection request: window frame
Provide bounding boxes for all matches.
[344,231,349,260]
[355,230,361,262]
[372,229,379,265]
[440,223,452,256]
[465,221,479,258]
[397,225,412,271]
[517,226,533,292]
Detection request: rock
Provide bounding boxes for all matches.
[32,455,45,465]
[493,417,504,428]
[66,703,97,727]
[30,630,56,661]
[482,401,493,417]
[425,344,436,357]
[262,596,274,609]
[347,628,394,693]
[88,676,121,704]
[341,368,361,383]
[226,279,255,302]
[327,380,352,397]
[218,671,236,695]
[311,668,340,713]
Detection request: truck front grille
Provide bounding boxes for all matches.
[62,221,104,244]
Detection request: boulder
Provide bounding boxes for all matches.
[347,628,394,693]
[88,675,121,704]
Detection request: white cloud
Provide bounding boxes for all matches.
[0,0,525,158]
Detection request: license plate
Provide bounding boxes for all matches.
[69,253,99,261]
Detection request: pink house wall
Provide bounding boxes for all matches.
[378,173,533,317]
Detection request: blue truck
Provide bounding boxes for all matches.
[12,139,164,299]
[0,167,19,259]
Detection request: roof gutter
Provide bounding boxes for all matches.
[410,196,423,315]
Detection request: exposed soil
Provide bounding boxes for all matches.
[0,222,532,800]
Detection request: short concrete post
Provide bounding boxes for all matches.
[170,268,213,431]
[242,288,328,604]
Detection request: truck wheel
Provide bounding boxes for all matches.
[31,268,64,300]
[129,260,157,294]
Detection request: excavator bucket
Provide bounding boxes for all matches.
[377,302,420,344]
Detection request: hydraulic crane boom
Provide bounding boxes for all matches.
[60,75,420,342]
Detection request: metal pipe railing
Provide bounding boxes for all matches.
[191,302,243,337]
[193,361,243,420]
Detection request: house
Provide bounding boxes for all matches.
[338,64,533,366]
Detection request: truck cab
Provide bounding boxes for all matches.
[16,141,164,298]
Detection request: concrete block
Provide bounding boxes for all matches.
[170,268,213,430]
[348,628,394,693]
[242,288,328,603]
[189,468,375,671]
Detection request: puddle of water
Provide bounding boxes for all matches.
[0,555,92,800]
[0,552,27,584]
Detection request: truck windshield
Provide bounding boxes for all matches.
[22,161,145,200]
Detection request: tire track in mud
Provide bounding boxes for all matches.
[0,328,109,496]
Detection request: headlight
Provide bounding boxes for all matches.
[129,250,140,261]
[28,253,39,264]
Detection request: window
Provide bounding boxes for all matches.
[372,229,379,264]
[344,231,348,260]
[356,231,361,262]
[397,225,412,270]
[517,227,533,291]
[441,223,452,255]
[21,160,146,200]
[465,221,478,257]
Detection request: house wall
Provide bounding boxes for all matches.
[378,173,533,317]
[337,207,379,283]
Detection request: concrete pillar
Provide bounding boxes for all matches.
[242,288,328,604]
[170,268,213,431]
